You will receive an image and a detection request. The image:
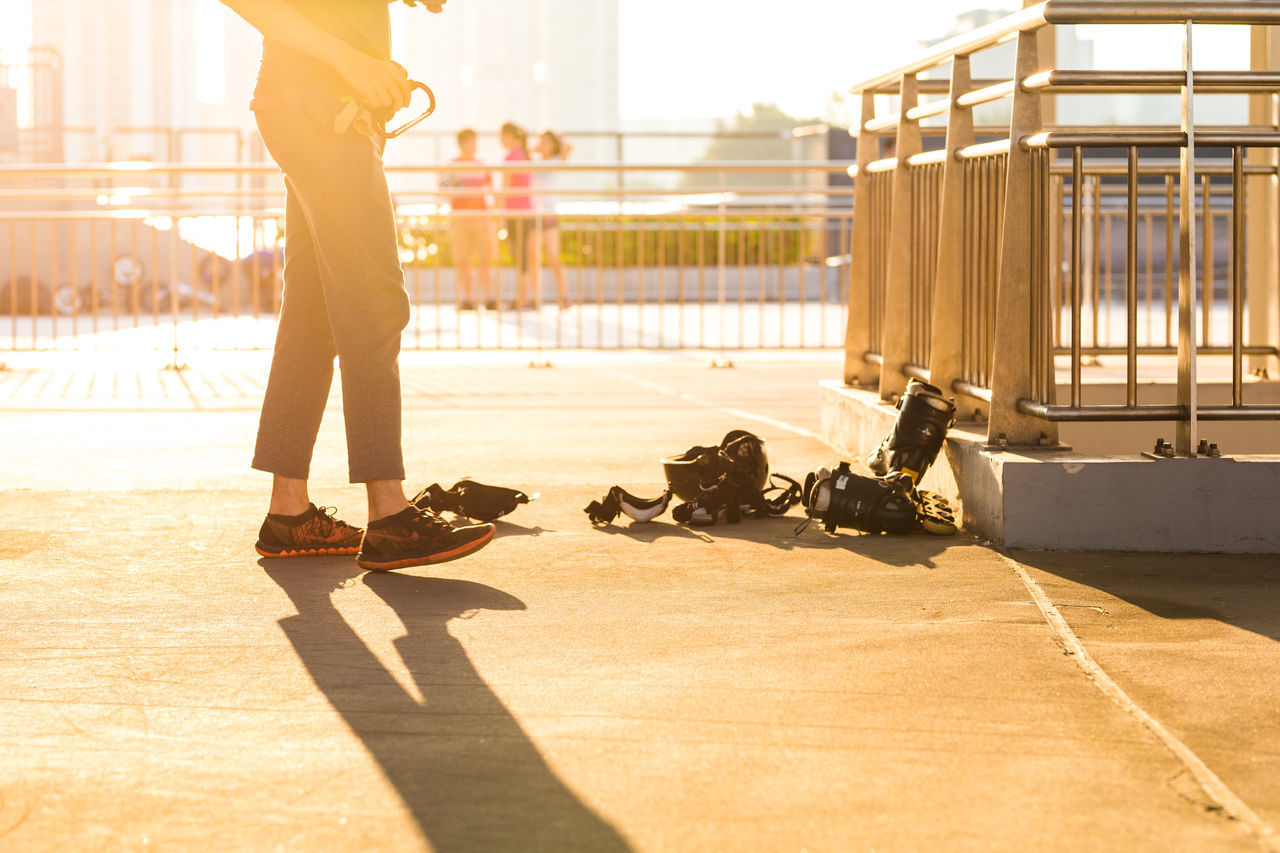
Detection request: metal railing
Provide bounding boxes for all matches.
[845,0,1280,456]
[0,161,853,357]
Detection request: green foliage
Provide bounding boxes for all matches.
[399,216,811,270]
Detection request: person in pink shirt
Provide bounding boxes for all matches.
[499,122,535,309]
[443,128,494,310]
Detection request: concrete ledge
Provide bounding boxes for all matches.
[820,381,1280,553]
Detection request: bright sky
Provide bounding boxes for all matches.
[0,1,1252,123]
[618,0,1001,120]
[0,0,32,61]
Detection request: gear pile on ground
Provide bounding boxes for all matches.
[585,430,801,528]
[413,479,537,522]
[798,379,959,537]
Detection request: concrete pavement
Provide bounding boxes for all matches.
[0,351,1277,851]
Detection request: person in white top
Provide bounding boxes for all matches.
[534,130,573,309]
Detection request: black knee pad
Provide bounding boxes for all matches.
[866,379,957,484]
[800,462,918,535]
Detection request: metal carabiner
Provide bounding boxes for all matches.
[378,81,437,139]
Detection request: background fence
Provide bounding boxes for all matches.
[0,161,854,355]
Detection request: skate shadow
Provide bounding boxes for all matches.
[263,560,630,852]
[491,518,548,538]
[593,514,958,562]
[1009,550,1280,644]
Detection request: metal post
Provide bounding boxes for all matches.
[987,30,1059,447]
[927,55,976,409]
[843,94,880,386]
[1247,26,1280,376]
[878,72,923,402]
[1176,21,1198,456]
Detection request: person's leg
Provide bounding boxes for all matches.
[253,182,338,490]
[367,479,409,521]
[452,219,475,305]
[510,217,528,308]
[292,143,410,494]
[252,90,493,568]
[525,219,540,308]
[477,215,495,305]
[269,475,312,516]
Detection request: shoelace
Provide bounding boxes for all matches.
[315,506,360,533]
[407,508,454,533]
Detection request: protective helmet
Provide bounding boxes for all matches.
[661,430,769,502]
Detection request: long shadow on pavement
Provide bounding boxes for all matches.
[1010,550,1280,644]
[265,561,630,852]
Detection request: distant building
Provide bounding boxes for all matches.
[31,0,621,167]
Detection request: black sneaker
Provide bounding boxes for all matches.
[357,507,495,571]
[256,504,364,558]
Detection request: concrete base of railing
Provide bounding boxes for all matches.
[819,381,1280,554]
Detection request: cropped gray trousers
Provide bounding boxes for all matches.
[250,86,410,483]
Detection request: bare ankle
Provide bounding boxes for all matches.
[269,475,312,517]
[366,480,410,522]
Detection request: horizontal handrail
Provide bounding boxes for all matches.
[0,160,858,178]
[1024,69,1280,93]
[1025,131,1280,148]
[0,207,858,222]
[1041,0,1280,25]
[1018,400,1280,422]
[955,80,1018,109]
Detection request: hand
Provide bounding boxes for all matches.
[403,0,447,11]
[336,53,412,112]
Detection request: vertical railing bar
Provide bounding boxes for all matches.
[593,214,603,350]
[1176,19,1199,456]
[1031,152,1041,401]
[964,162,974,384]
[677,216,685,348]
[109,219,119,333]
[617,210,625,351]
[1165,174,1176,347]
[738,214,746,349]
[984,160,992,383]
[1232,145,1245,407]
[752,211,762,345]
[1201,172,1214,347]
[699,218,708,350]
[656,217,666,349]
[1104,207,1114,348]
[433,219,442,350]
[776,215,784,350]
[7,221,15,350]
[1126,146,1139,408]
[1152,211,1162,348]
[638,213,647,349]
[1091,173,1101,351]
[1072,147,1084,408]
[68,221,79,341]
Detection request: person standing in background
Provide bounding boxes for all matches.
[443,128,495,310]
[498,122,535,310]
[534,130,573,310]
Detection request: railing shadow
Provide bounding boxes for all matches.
[1009,550,1280,644]
[263,560,630,852]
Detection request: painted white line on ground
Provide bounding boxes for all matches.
[600,368,827,443]
[1004,554,1279,852]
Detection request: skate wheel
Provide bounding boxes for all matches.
[916,490,958,536]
